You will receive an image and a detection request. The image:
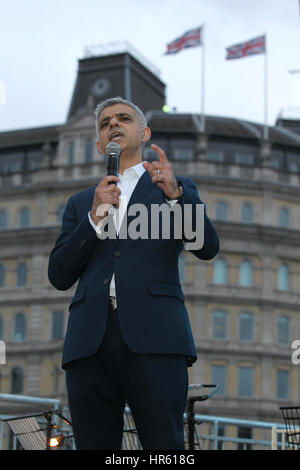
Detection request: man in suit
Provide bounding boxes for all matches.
[48,97,219,450]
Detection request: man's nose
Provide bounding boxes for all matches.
[109,116,119,127]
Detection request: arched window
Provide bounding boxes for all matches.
[13,313,26,342]
[277,369,289,400]
[0,263,4,287]
[213,258,227,284]
[67,141,75,165]
[0,209,8,230]
[215,201,228,221]
[277,315,290,345]
[19,207,30,227]
[239,312,254,342]
[239,260,253,287]
[238,366,254,397]
[17,262,27,287]
[279,208,290,228]
[210,365,226,396]
[51,311,64,340]
[84,139,93,164]
[278,264,289,291]
[240,203,253,223]
[10,367,23,394]
[211,310,227,339]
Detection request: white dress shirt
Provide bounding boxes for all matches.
[88,162,179,298]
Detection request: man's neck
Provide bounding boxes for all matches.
[118,154,142,175]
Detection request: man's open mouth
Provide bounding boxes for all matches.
[109,132,123,141]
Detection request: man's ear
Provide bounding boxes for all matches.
[141,127,151,144]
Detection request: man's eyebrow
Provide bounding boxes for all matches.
[99,112,134,125]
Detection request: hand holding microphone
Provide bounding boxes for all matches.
[90,142,121,225]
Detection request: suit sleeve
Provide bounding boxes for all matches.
[48,196,99,291]
[177,177,219,260]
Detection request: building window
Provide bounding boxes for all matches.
[67,141,75,165]
[279,208,290,228]
[235,153,254,166]
[19,208,30,227]
[238,366,253,397]
[84,139,93,164]
[170,139,195,161]
[13,313,26,342]
[10,367,24,394]
[239,313,254,342]
[0,209,8,229]
[239,260,253,287]
[208,141,259,166]
[287,153,300,173]
[240,203,253,224]
[278,264,289,291]
[51,311,64,340]
[16,262,27,287]
[213,258,227,284]
[215,201,228,221]
[0,263,4,287]
[237,427,252,450]
[277,369,289,400]
[277,316,290,345]
[174,148,194,160]
[207,151,224,163]
[211,311,227,340]
[210,365,226,395]
[27,148,43,171]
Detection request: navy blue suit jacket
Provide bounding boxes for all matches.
[48,172,219,368]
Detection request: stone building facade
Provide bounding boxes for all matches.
[0,48,300,426]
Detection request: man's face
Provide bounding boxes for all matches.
[96,103,150,156]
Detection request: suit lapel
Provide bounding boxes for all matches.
[127,170,155,207]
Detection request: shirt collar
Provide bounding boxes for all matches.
[120,161,145,179]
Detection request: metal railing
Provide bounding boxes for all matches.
[0,393,61,450]
[188,413,287,450]
[0,392,289,450]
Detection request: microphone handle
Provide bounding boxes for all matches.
[107,155,118,184]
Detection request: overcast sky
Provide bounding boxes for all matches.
[0,0,299,132]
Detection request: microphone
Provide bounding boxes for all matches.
[105,142,121,214]
[105,142,121,182]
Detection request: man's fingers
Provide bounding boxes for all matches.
[142,161,150,171]
[152,173,165,184]
[99,175,120,187]
[150,144,168,163]
[107,184,121,194]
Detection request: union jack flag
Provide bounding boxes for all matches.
[165,26,202,55]
[226,35,266,60]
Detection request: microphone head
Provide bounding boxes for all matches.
[105,142,121,156]
[105,142,121,177]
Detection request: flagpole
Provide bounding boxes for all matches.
[200,23,206,133]
[263,34,268,140]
